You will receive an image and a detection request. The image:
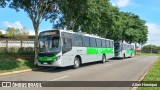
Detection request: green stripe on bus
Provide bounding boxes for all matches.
[87,47,113,54]
[126,50,134,54]
[38,56,57,62]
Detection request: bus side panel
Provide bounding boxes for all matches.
[86,47,102,63]
[106,48,114,59]
[61,50,73,67]
[117,50,125,58]
[72,47,90,64]
[68,47,105,64]
[62,47,86,66]
[125,49,135,57]
[86,47,114,62]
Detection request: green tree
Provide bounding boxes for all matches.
[142,45,160,54]
[9,0,57,40]
[20,27,29,39]
[92,0,114,38]
[0,31,2,35]
[53,0,116,39]
[9,0,58,64]
[0,0,10,8]
[53,0,148,45]
[105,7,123,41]
[15,27,29,39]
[110,12,148,44]
[123,13,148,44]
[5,27,20,38]
[6,27,16,38]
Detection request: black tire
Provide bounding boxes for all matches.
[73,57,80,69]
[102,55,106,63]
[123,54,126,59]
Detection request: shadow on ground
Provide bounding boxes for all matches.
[33,60,110,73]
[109,57,132,60]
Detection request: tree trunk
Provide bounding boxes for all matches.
[135,43,137,55]
[20,39,22,48]
[34,24,39,65]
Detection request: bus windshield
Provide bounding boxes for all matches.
[114,43,120,52]
[38,36,60,53]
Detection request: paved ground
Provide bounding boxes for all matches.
[0,56,158,90]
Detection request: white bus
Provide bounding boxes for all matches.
[114,42,134,59]
[35,29,114,68]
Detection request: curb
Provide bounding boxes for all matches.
[131,57,159,90]
[0,67,55,77]
[0,69,33,76]
[0,67,43,77]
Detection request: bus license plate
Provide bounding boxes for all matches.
[43,62,48,65]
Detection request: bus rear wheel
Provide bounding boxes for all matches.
[123,54,126,59]
[102,55,106,63]
[73,57,80,69]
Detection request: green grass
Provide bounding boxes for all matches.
[138,58,160,90]
[137,53,160,56]
[0,54,37,73]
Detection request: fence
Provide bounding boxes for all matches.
[0,39,34,48]
[0,39,35,55]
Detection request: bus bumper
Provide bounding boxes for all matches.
[37,58,64,67]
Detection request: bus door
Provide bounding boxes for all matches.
[62,37,72,66]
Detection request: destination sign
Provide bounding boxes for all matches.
[39,30,59,36]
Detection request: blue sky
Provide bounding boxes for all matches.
[0,7,53,35]
[0,0,160,46]
[111,0,160,46]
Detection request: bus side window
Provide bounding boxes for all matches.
[90,38,96,47]
[105,40,109,48]
[74,35,82,47]
[96,39,102,47]
[82,36,90,47]
[110,41,113,48]
[109,41,112,48]
[102,40,106,47]
[62,38,72,53]
[63,38,72,48]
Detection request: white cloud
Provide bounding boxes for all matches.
[29,30,35,35]
[146,23,160,45]
[2,21,35,35]
[112,0,131,7]
[0,28,35,35]
[0,29,6,34]
[2,21,23,29]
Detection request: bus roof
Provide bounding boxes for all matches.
[114,42,134,46]
[40,29,114,41]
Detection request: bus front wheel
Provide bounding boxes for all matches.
[73,57,80,69]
